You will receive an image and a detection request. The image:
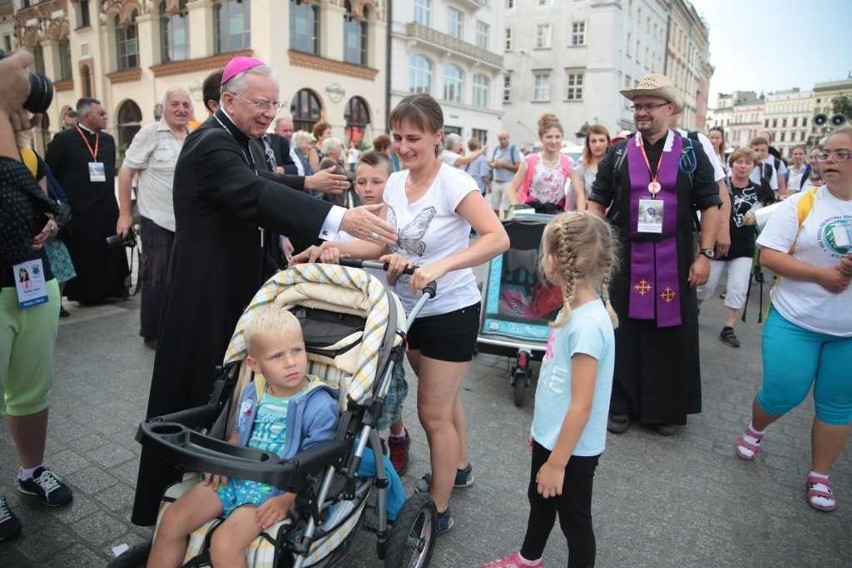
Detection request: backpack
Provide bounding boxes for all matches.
[519,152,572,207]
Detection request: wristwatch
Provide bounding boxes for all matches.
[699,248,715,260]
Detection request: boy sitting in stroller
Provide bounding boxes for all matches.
[147,307,339,568]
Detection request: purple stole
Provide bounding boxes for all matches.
[627,132,682,327]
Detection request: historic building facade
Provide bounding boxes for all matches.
[12,0,388,156]
[389,0,505,147]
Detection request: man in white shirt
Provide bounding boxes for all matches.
[757,130,788,194]
[440,132,485,169]
[117,88,193,348]
[749,137,780,192]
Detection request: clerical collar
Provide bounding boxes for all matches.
[77,122,97,135]
[213,108,251,147]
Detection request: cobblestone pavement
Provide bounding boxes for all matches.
[0,284,850,567]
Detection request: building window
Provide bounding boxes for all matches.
[414,0,430,26]
[117,99,142,153]
[782,118,787,128]
[538,0,553,5]
[409,54,432,94]
[290,88,322,133]
[772,118,777,128]
[57,40,73,80]
[215,0,250,53]
[115,12,139,70]
[533,72,550,102]
[444,125,462,136]
[473,74,489,108]
[32,44,45,75]
[448,7,463,40]
[160,0,189,63]
[571,21,585,45]
[290,0,319,54]
[506,0,514,8]
[476,21,489,50]
[802,117,808,127]
[443,64,463,103]
[343,2,367,65]
[535,24,551,49]
[626,32,631,57]
[565,71,583,101]
[503,75,511,103]
[780,132,786,142]
[505,27,513,50]
[472,128,487,146]
[792,117,798,127]
[344,96,370,144]
[77,0,91,28]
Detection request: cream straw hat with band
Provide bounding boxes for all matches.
[620,73,684,114]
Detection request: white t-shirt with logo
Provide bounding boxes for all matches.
[383,164,481,317]
[757,186,852,336]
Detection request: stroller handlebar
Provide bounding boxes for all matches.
[137,419,350,490]
[339,258,437,298]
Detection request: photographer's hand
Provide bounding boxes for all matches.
[0,50,35,128]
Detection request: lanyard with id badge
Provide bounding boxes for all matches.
[12,259,49,308]
[76,125,106,182]
[637,141,665,235]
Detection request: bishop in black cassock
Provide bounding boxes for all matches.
[131,56,396,524]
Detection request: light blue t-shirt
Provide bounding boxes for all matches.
[530,300,615,456]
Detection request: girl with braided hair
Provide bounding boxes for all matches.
[483,211,617,568]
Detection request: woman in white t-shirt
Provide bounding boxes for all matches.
[294,94,509,533]
[735,127,852,514]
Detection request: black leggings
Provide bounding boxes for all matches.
[521,441,599,567]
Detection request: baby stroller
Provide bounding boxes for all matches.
[477,213,561,407]
[111,261,437,567]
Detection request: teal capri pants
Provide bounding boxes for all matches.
[757,306,852,426]
[0,280,60,417]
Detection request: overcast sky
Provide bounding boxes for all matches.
[688,0,852,106]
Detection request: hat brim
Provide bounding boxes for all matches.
[619,87,683,114]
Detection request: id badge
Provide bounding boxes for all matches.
[88,161,106,182]
[832,223,851,249]
[638,199,664,234]
[13,259,49,309]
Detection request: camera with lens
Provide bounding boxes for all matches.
[0,48,54,114]
[106,228,137,250]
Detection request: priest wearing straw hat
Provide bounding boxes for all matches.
[588,73,722,436]
[131,56,397,526]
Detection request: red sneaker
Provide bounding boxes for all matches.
[388,429,410,475]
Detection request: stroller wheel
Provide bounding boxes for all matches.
[106,542,152,568]
[384,492,436,568]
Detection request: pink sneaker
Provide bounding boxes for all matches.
[482,550,543,568]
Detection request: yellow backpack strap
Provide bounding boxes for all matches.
[796,187,818,227]
[19,146,39,179]
[789,187,818,254]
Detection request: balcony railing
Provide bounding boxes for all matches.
[405,22,503,69]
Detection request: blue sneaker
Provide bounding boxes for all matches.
[435,508,454,535]
[0,495,22,541]
[415,463,474,494]
[17,467,73,507]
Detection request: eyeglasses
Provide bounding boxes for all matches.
[817,150,852,162]
[229,93,284,112]
[630,102,670,113]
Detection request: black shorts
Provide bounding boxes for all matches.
[407,302,481,362]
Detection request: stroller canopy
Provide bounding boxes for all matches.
[223,263,405,407]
